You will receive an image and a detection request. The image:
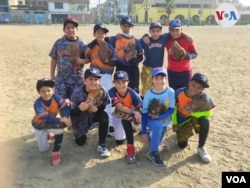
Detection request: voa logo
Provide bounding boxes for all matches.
[226,176,246,184]
[215,4,240,27]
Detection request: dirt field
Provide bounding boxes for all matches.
[0,24,250,188]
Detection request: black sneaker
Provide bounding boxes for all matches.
[147,152,164,167]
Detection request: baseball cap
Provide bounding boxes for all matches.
[191,73,209,88]
[36,78,55,91]
[114,71,129,81]
[84,68,102,78]
[94,24,109,33]
[149,22,162,29]
[120,16,134,26]
[63,17,78,29]
[169,19,181,30]
[152,67,167,77]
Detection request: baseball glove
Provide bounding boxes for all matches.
[170,41,186,61]
[111,108,141,122]
[98,40,112,64]
[86,87,105,112]
[68,42,81,69]
[124,43,137,62]
[148,98,167,118]
[185,93,214,112]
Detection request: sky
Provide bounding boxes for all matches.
[239,0,250,6]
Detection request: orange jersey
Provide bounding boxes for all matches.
[176,90,193,117]
[90,43,116,74]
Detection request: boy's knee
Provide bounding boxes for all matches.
[75,135,87,146]
[178,141,188,149]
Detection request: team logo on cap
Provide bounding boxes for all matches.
[117,72,125,78]
[90,69,98,74]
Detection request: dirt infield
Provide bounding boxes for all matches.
[0,24,250,188]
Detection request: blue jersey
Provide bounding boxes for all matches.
[140,33,170,67]
[141,87,175,133]
[49,36,87,77]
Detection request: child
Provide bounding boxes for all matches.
[70,68,111,158]
[49,17,89,99]
[141,21,194,97]
[172,73,215,163]
[140,22,171,98]
[108,71,142,164]
[32,78,72,166]
[89,23,117,138]
[141,67,175,167]
[166,19,198,90]
[109,16,143,94]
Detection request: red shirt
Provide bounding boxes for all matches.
[166,37,196,72]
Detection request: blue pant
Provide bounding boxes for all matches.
[147,119,168,153]
[167,69,192,91]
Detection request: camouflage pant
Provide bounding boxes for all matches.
[176,118,200,143]
[140,65,153,97]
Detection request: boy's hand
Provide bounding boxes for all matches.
[116,33,123,39]
[60,117,72,128]
[142,35,150,45]
[134,111,141,122]
[90,105,98,113]
[141,134,149,142]
[79,102,90,111]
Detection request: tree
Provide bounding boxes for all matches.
[165,0,176,19]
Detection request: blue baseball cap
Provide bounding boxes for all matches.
[94,24,109,33]
[191,73,209,88]
[169,19,182,30]
[120,16,134,26]
[84,68,102,78]
[63,17,78,29]
[114,71,129,81]
[149,22,162,29]
[152,67,167,77]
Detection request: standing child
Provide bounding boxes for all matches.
[109,16,143,94]
[141,67,175,167]
[140,22,170,98]
[172,73,215,163]
[32,78,72,166]
[49,17,89,99]
[88,23,117,138]
[166,19,198,90]
[108,71,142,164]
[70,68,111,158]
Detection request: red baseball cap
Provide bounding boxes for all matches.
[63,17,78,29]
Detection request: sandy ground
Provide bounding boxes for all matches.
[0,24,250,188]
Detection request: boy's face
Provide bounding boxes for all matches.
[93,29,106,40]
[149,28,162,40]
[63,23,77,39]
[169,28,182,39]
[113,80,128,93]
[187,80,205,96]
[38,86,54,101]
[120,24,132,34]
[152,74,167,88]
[84,77,100,91]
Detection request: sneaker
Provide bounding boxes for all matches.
[197,147,211,163]
[126,155,136,164]
[98,144,110,158]
[107,126,114,137]
[51,151,61,166]
[147,152,164,167]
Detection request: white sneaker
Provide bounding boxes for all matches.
[98,144,110,158]
[197,147,211,163]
